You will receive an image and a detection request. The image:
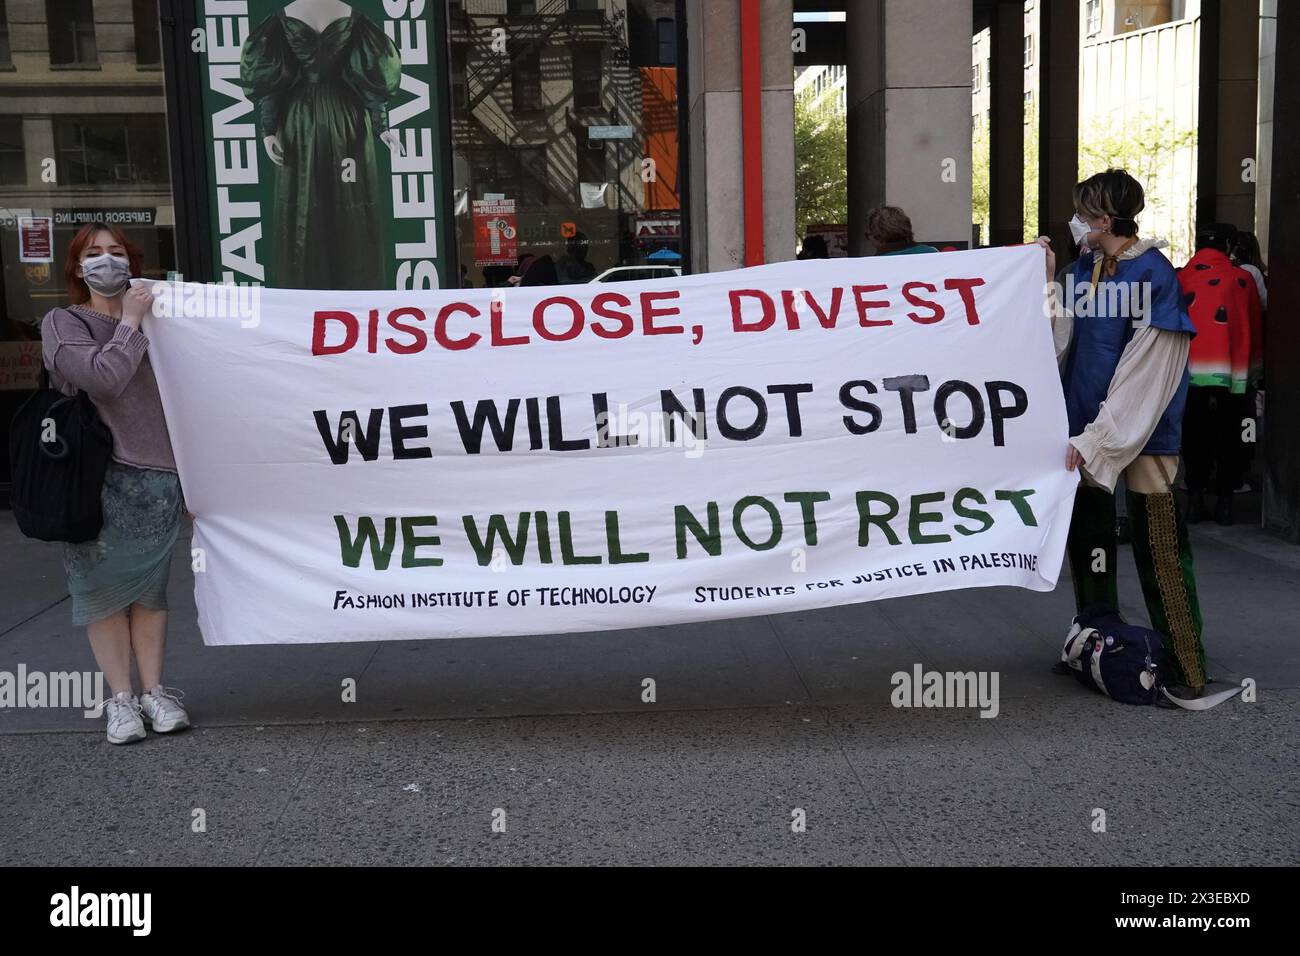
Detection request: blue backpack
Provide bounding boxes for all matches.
[1059,609,1244,710]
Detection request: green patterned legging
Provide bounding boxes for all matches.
[1066,484,1208,691]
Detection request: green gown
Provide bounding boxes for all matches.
[240,10,402,289]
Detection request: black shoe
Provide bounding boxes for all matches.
[1214,494,1235,526]
[1185,492,1209,524]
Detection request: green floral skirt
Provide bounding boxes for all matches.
[63,462,182,626]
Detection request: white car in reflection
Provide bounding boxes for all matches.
[589,265,682,283]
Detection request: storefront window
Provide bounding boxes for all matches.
[449,0,684,288]
[0,3,174,494]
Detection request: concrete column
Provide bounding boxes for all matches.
[846,0,973,255]
[1262,0,1300,540]
[1197,0,1259,230]
[685,0,795,273]
[987,0,1023,246]
[1256,0,1276,253]
[1036,0,1078,255]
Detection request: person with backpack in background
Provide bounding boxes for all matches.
[1177,223,1263,525]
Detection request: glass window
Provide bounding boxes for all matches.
[133,0,161,67]
[1023,33,1033,67]
[0,115,22,184]
[656,18,676,65]
[511,44,543,113]
[47,0,97,67]
[572,45,602,110]
[1085,0,1102,37]
[0,3,175,494]
[54,115,169,185]
[450,43,469,110]
[450,0,684,287]
[0,1,11,66]
[578,132,605,185]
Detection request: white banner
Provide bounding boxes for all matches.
[145,247,1078,645]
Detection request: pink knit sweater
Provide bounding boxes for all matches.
[41,305,177,473]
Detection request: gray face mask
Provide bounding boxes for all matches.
[80,253,131,296]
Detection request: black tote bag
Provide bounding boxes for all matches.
[8,363,113,543]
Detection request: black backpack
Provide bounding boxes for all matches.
[1058,607,1246,710]
[8,361,113,544]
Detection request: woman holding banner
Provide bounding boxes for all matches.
[40,223,191,744]
[1039,168,1208,696]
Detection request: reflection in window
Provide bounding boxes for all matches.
[0,1,12,66]
[655,19,675,65]
[133,0,162,67]
[53,115,169,185]
[578,132,605,187]
[449,1,683,287]
[450,43,469,110]
[0,115,24,184]
[511,44,543,113]
[47,0,97,66]
[1085,0,1101,38]
[572,45,602,110]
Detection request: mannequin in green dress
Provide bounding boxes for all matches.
[240,0,404,289]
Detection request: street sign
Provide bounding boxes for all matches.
[588,125,635,140]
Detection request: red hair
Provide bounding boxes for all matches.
[64,222,144,303]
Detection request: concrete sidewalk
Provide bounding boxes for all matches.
[2,512,1298,865]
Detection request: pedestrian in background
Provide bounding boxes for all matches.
[865,206,938,256]
[1178,223,1262,525]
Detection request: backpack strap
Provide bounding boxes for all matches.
[1159,681,1246,711]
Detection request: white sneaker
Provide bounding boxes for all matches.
[105,692,146,745]
[139,685,191,734]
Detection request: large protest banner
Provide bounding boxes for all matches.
[145,246,1078,645]
[193,0,452,289]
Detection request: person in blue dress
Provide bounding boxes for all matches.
[1037,169,1207,694]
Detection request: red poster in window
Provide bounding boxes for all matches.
[472,199,518,267]
[18,217,54,264]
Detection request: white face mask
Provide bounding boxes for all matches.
[80,252,131,296]
[1068,215,1092,248]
